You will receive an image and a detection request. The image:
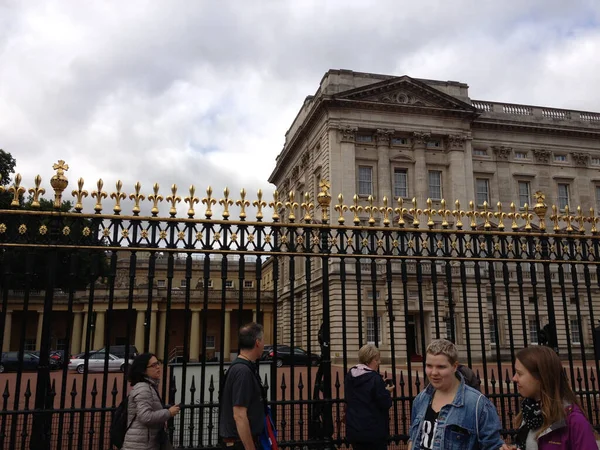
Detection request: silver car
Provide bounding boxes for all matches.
[68,352,130,374]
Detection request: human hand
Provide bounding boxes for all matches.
[499,444,517,450]
[168,405,181,417]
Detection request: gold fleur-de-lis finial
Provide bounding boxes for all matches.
[480,201,492,230]
[349,194,363,225]
[466,201,477,229]
[52,160,69,176]
[71,177,88,212]
[587,207,599,233]
[438,199,451,229]
[409,197,421,227]
[184,185,200,218]
[301,192,314,223]
[285,191,299,222]
[110,180,127,214]
[364,195,377,225]
[550,205,560,231]
[8,173,25,207]
[523,203,533,231]
[129,181,145,215]
[219,187,234,219]
[148,183,164,216]
[202,186,216,218]
[253,189,267,221]
[28,175,46,208]
[335,194,348,224]
[166,184,181,217]
[423,198,436,228]
[452,200,465,230]
[562,204,573,232]
[380,196,393,226]
[268,190,283,221]
[575,206,585,233]
[236,189,251,220]
[395,197,408,227]
[507,202,520,231]
[494,202,506,231]
[91,179,108,213]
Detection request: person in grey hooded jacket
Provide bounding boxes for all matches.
[122,353,180,450]
[344,344,394,450]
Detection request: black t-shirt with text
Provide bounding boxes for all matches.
[219,358,265,438]
[420,403,439,449]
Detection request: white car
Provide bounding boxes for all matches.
[68,352,130,374]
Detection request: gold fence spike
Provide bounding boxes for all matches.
[72,178,88,213]
[438,199,451,229]
[365,195,377,225]
[576,206,585,233]
[28,175,46,208]
[452,200,464,230]
[409,198,421,227]
[507,202,519,231]
[91,179,107,213]
[335,194,348,224]
[301,192,314,223]
[236,189,250,220]
[285,191,299,222]
[148,183,164,216]
[423,198,436,228]
[129,181,145,215]
[466,201,477,229]
[184,185,199,218]
[166,184,181,217]
[563,205,573,232]
[495,202,506,231]
[110,180,126,214]
[253,189,267,221]
[349,194,362,225]
[395,197,408,227]
[316,179,331,223]
[268,190,282,222]
[523,203,532,231]
[219,187,233,219]
[481,201,492,230]
[9,173,25,207]
[588,208,598,233]
[50,160,69,209]
[550,205,560,231]
[202,186,216,218]
[380,196,392,226]
[533,191,547,232]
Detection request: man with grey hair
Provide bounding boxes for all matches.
[219,323,266,449]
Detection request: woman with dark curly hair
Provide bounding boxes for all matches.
[122,353,180,450]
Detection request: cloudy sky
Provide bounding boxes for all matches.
[2,0,600,216]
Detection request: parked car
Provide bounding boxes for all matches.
[68,352,130,374]
[95,345,139,360]
[30,350,65,368]
[0,351,60,373]
[262,345,320,367]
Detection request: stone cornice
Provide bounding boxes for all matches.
[492,146,512,160]
[412,131,431,146]
[571,152,589,166]
[338,124,358,143]
[375,129,394,145]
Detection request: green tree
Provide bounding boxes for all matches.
[0,149,16,208]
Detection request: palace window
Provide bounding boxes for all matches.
[529,319,539,344]
[557,183,570,210]
[473,148,488,156]
[515,151,528,160]
[591,157,600,166]
[428,171,442,200]
[518,181,531,208]
[393,169,408,198]
[476,179,490,205]
[489,318,497,346]
[554,154,567,162]
[366,316,383,344]
[244,280,254,288]
[157,280,166,288]
[225,280,234,289]
[570,319,581,344]
[358,166,373,196]
[205,336,215,349]
[596,186,600,213]
[391,137,407,145]
[427,140,441,149]
[356,135,373,143]
[180,279,187,288]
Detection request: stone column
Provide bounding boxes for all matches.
[189,310,200,362]
[71,312,83,355]
[135,309,145,353]
[2,311,11,352]
[492,146,513,204]
[93,310,105,350]
[263,311,273,344]
[413,132,430,205]
[157,310,167,361]
[224,310,231,361]
[463,134,475,204]
[338,125,357,214]
[252,309,257,323]
[447,134,469,205]
[376,129,393,201]
[149,310,157,354]
[35,311,43,351]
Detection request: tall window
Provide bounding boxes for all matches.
[205,336,216,349]
[476,179,490,205]
[358,166,373,196]
[529,319,539,344]
[557,184,570,210]
[596,186,600,213]
[518,181,531,208]
[393,169,408,198]
[428,171,442,200]
[366,316,382,344]
[570,319,581,344]
[489,318,497,346]
[180,279,187,288]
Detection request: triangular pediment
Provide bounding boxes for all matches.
[334,75,476,112]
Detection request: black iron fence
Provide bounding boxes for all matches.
[1,163,600,449]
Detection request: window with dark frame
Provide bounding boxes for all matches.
[393,169,408,198]
[358,166,373,196]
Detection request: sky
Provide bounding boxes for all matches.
[2,0,600,217]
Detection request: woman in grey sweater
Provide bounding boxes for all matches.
[122,353,180,450]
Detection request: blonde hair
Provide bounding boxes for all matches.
[358,344,380,365]
[426,339,458,365]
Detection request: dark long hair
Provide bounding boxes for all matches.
[127,353,156,386]
[514,346,581,433]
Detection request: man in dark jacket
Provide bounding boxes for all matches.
[344,344,393,450]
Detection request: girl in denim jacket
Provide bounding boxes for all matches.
[408,339,504,450]
[501,346,596,450]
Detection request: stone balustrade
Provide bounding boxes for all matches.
[471,99,600,124]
